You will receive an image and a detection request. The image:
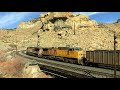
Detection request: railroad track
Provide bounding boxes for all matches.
[17,52,68,78]
[17,50,120,78]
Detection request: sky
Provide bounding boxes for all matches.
[0,12,120,29]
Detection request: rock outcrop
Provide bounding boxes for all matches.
[17,12,98,31]
[2,12,120,51]
[65,14,98,30]
[17,19,43,29]
[22,64,52,78]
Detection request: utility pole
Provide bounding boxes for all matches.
[114,31,117,78]
[74,21,75,35]
[37,34,40,47]
[36,17,43,47]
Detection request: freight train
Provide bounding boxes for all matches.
[26,47,120,69]
[26,47,86,65]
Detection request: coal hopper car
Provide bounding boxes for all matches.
[86,50,120,69]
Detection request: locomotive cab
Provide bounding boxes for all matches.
[75,47,86,65]
[66,47,86,65]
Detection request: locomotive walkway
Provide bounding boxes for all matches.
[17,50,120,78]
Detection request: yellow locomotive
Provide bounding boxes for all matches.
[26,47,86,65]
[26,47,39,56]
[26,47,120,69]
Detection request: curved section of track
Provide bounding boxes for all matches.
[17,50,120,78]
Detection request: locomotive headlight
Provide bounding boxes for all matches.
[81,54,83,56]
[81,54,85,57]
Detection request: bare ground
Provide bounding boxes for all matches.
[0,44,52,78]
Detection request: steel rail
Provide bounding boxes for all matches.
[17,50,120,78]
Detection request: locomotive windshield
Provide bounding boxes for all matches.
[74,47,82,51]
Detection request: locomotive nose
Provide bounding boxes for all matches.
[80,54,85,57]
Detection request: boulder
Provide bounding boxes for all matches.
[23,64,52,78]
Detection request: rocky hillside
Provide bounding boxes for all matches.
[1,12,120,51]
[17,18,43,29]
[0,40,52,78]
[17,12,98,31]
[1,12,120,78]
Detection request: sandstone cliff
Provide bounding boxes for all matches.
[1,12,120,51]
[17,12,98,31]
[17,18,43,29]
